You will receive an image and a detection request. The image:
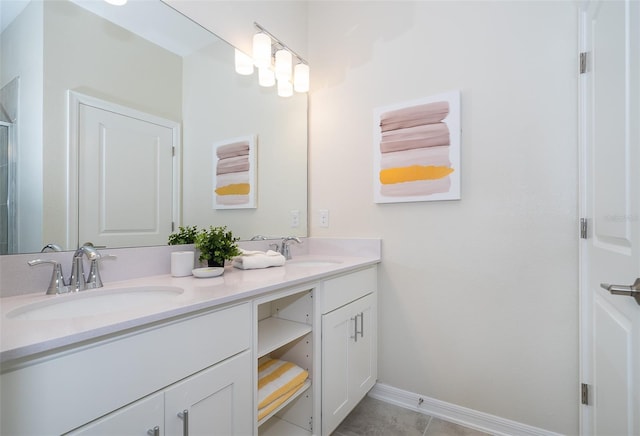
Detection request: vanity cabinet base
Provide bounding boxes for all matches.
[0,302,251,435]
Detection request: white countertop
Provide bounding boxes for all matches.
[0,254,379,364]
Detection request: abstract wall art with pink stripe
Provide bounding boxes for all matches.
[212,135,257,209]
[373,91,460,203]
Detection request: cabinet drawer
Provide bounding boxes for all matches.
[1,302,251,435]
[320,267,377,314]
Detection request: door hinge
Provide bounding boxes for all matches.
[172,146,175,157]
[580,218,588,239]
[171,221,175,232]
[581,383,589,405]
[580,52,588,74]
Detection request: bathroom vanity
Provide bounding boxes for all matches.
[0,245,379,436]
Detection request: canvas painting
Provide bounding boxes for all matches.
[373,90,461,203]
[213,135,257,209]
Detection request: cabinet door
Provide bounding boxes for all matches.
[322,301,352,434]
[321,292,377,436]
[349,293,377,402]
[66,392,164,436]
[164,350,253,436]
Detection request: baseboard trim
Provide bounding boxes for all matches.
[368,383,564,436]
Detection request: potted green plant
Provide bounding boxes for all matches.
[167,225,199,245]
[194,225,241,267]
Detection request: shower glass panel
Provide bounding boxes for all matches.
[0,123,10,254]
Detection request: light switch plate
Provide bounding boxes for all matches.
[290,210,300,228]
[319,209,329,227]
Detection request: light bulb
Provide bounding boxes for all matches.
[275,49,292,81]
[252,33,271,68]
[258,67,275,87]
[277,78,293,97]
[234,49,254,76]
[294,63,309,93]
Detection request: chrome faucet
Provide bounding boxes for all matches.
[41,243,63,253]
[69,244,104,291]
[280,236,301,260]
[29,244,112,294]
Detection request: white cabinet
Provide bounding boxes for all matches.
[164,351,253,436]
[69,351,252,436]
[1,303,252,435]
[320,268,377,436]
[1,264,379,436]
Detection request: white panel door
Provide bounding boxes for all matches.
[78,103,175,248]
[164,351,253,436]
[321,303,351,435]
[580,1,640,434]
[322,293,376,436]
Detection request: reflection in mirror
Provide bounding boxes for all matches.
[0,0,307,255]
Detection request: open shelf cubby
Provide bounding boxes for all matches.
[257,289,314,436]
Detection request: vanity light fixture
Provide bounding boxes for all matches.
[252,32,272,68]
[234,49,254,76]
[104,0,127,5]
[293,63,309,93]
[275,49,292,81]
[258,66,276,87]
[277,78,294,98]
[243,22,309,96]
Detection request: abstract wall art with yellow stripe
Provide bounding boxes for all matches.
[213,135,257,209]
[373,90,461,203]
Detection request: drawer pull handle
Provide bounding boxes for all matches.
[351,312,364,341]
[147,426,160,436]
[178,409,189,436]
[351,315,359,342]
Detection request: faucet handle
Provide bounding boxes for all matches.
[86,253,116,289]
[28,259,69,295]
[280,236,302,260]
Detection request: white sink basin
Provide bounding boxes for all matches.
[6,286,184,321]
[287,259,342,268]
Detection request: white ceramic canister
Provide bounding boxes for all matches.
[171,251,195,277]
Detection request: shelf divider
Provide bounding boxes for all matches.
[257,317,312,358]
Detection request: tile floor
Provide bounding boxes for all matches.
[331,396,492,436]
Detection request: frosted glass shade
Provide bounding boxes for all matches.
[277,79,293,97]
[258,67,276,87]
[294,63,310,93]
[253,33,271,68]
[275,49,292,81]
[234,49,254,75]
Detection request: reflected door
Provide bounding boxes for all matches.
[77,102,176,248]
[580,0,640,434]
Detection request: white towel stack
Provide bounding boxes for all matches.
[232,249,286,270]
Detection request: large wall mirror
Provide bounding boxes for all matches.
[0,0,308,255]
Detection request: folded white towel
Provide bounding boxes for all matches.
[232,249,286,269]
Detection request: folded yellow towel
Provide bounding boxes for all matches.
[258,358,308,411]
[258,381,306,420]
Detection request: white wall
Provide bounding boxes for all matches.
[307,1,578,434]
